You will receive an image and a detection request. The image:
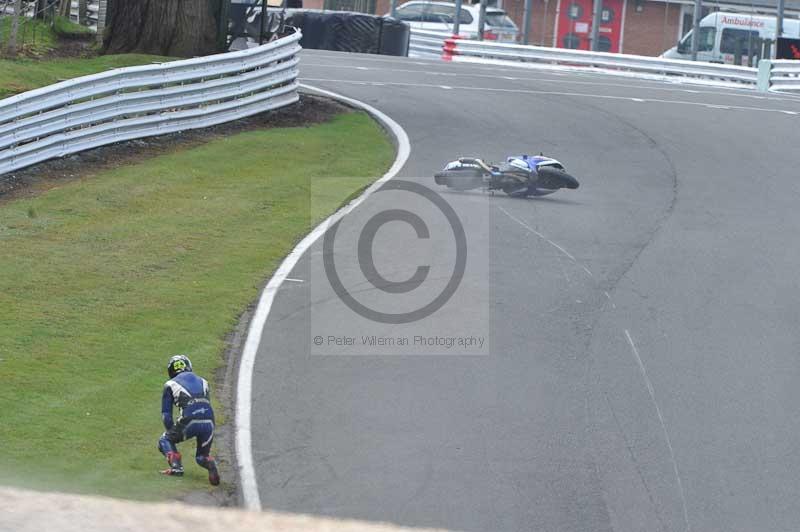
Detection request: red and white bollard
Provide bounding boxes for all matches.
[442,35,462,62]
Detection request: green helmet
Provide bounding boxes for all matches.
[167,355,193,379]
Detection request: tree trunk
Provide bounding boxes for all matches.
[34,0,48,19]
[103,0,225,57]
[77,0,86,25]
[6,0,23,57]
[58,0,70,17]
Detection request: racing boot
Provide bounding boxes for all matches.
[160,451,184,476]
[199,455,220,486]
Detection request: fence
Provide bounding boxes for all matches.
[0,29,302,176]
[0,0,34,17]
[69,0,98,27]
[1,0,100,54]
[1,1,97,21]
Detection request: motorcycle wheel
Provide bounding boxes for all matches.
[535,167,580,190]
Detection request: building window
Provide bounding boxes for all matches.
[567,3,583,19]
[597,35,612,51]
[563,33,581,48]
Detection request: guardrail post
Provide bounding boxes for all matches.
[442,36,460,61]
[757,59,772,92]
[763,39,773,62]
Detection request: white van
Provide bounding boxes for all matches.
[662,12,800,63]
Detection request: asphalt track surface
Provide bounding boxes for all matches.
[248,50,800,532]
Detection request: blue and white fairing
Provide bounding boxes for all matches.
[506,155,563,171]
[506,155,566,196]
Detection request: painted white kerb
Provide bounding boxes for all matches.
[234,84,411,510]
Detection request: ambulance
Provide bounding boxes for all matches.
[661,12,800,63]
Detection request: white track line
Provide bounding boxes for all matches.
[300,62,797,103]
[498,205,579,261]
[624,329,692,532]
[235,85,410,510]
[604,291,616,309]
[300,78,800,115]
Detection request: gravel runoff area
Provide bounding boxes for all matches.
[0,487,450,532]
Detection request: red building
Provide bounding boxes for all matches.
[500,0,800,56]
[301,0,800,56]
[496,0,800,55]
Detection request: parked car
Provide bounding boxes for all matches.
[388,1,519,42]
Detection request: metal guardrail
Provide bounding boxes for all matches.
[758,60,800,92]
[410,29,764,88]
[0,0,33,17]
[454,39,759,84]
[0,30,302,176]
[408,29,449,59]
[69,0,99,27]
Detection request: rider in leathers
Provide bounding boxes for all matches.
[158,355,220,486]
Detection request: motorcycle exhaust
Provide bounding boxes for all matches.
[434,169,485,191]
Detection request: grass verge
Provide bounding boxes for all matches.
[1,16,169,99]
[0,16,58,57]
[0,53,171,99]
[0,110,395,499]
[52,16,94,39]
[1,16,91,57]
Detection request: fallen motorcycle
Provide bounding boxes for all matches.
[434,154,579,198]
